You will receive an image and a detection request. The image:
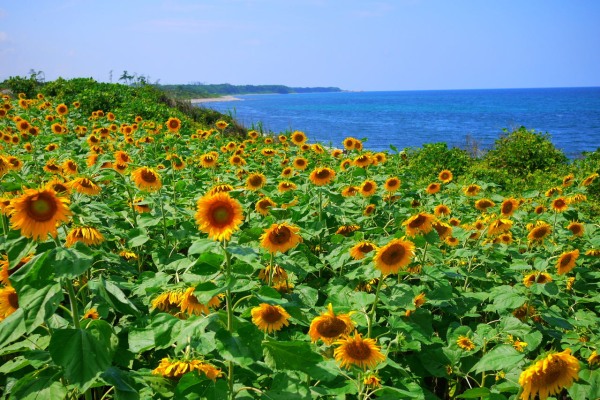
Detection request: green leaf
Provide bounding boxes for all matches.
[188,238,219,255]
[9,367,67,400]
[91,276,141,317]
[127,227,150,247]
[49,328,113,391]
[18,280,63,332]
[457,387,491,398]
[215,324,262,366]
[569,368,600,400]
[470,345,525,373]
[174,374,229,400]
[263,339,337,381]
[51,243,94,278]
[101,367,140,400]
[0,309,28,348]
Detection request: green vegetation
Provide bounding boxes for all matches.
[159,83,342,100]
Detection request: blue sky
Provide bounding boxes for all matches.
[1,0,599,91]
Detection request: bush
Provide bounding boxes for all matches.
[484,126,568,175]
[404,142,473,181]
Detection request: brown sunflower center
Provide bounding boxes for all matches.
[249,176,263,187]
[560,254,572,267]
[569,225,582,234]
[532,227,549,238]
[345,340,373,361]
[169,121,179,129]
[554,199,566,208]
[543,357,566,384]
[440,172,450,180]
[316,169,331,179]
[387,179,399,187]
[141,169,157,183]
[359,243,375,253]
[363,182,373,192]
[408,215,426,229]
[80,178,93,188]
[316,317,347,338]
[296,159,306,166]
[381,244,405,265]
[502,202,514,214]
[537,274,550,284]
[212,204,232,224]
[293,134,304,142]
[8,290,18,309]
[28,193,58,221]
[261,306,283,323]
[269,226,291,245]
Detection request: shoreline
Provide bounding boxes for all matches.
[190,95,242,104]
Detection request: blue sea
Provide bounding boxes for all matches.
[197,87,600,158]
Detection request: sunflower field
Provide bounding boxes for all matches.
[0,83,599,400]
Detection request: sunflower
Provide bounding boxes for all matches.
[341,186,359,197]
[180,287,220,316]
[405,292,427,316]
[527,221,552,243]
[260,223,302,253]
[433,221,453,239]
[445,236,460,246]
[292,157,308,170]
[281,167,294,178]
[353,154,371,168]
[566,221,584,237]
[494,232,513,245]
[449,217,461,226]
[229,155,246,167]
[114,150,131,165]
[51,123,66,134]
[65,226,104,247]
[255,197,277,216]
[363,204,376,216]
[513,340,528,352]
[434,204,451,217]
[251,303,290,333]
[10,188,71,240]
[556,249,579,275]
[360,180,377,196]
[585,249,600,257]
[199,154,218,168]
[581,173,598,187]
[426,182,441,195]
[0,285,19,321]
[475,198,495,211]
[331,149,343,158]
[131,167,162,192]
[261,148,276,157]
[215,120,229,130]
[551,197,569,213]
[61,159,78,175]
[133,198,151,213]
[487,218,513,236]
[195,192,244,241]
[246,173,267,190]
[523,272,553,287]
[82,308,100,320]
[500,198,520,217]
[457,336,475,351]
[353,140,363,151]
[343,137,357,150]
[463,184,481,196]
[44,160,61,174]
[151,290,183,313]
[309,303,354,344]
[336,225,360,236]
[588,351,600,366]
[374,238,415,275]
[383,177,401,192]
[438,170,453,183]
[403,213,435,236]
[258,264,288,284]
[349,241,378,260]
[340,159,352,171]
[519,349,579,400]
[166,117,181,132]
[119,250,138,260]
[334,332,385,370]
[513,303,540,322]
[153,358,222,380]
[278,181,297,192]
[309,167,336,186]
[291,130,307,145]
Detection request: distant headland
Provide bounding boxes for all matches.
[159,83,342,101]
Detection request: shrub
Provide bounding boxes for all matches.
[404,142,473,181]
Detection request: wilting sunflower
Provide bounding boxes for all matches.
[336,225,360,236]
[246,173,267,190]
[500,198,520,217]
[0,285,19,321]
[519,348,579,400]
[405,292,427,317]
[195,192,244,241]
[65,226,104,247]
[166,117,181,132]
[309,303,354,344]
[10,188,71,240]
[69,177,101,196]
[374,238,415,275]
[44,159,61,174]
[425,182,441,194]
[457,335,476,351]
[61,159,78,175]
[251,303,290,333]
[260,223,302,253]
[255,197,277,216]
[349,241,378,260]
[151,289,183,313]
[556,249,579,275]
[278,181,297,192]
[334,332,386,370]
[527,221,552,243]
[131,167,162,192]
[581,173,598,187]
[258,264,288,284]
[434,204,451,217]
[132,198,151,213]
[463,184,481,196]
[360,180,377,196]
[551,197,569,213]
[384,177,401,192]
[292,157,308,170]
[475,198,495,211]
[309,167,336,186]
[566,221,585,237]
[290,130,307,145]
[523,272,553,287]
[438,169,453,183]
[403,213,435,236]
[180,287,220,316]
[153,358,222,380]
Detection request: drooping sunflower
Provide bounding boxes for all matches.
[581,173,599,187]
[463,184,481,196]
[403,213,435,236]
[132,198,151,213]
[0,285,19,321]
[340,159,352,171]
[151,289,183,313]
[523,272,553,287]
[334,332,386,370]
[166,117,181,132]
[246,173,267,190]
[445,236,460,246]
[114,150,131,165]
[251,303,290,333]
[432,220,453,239]
[519,349,580,400]
[434,204,451,217]
[309,167,336,186]
[336,225,360,236]
[374,238,415,275]
[426,182,441,195]
[207,184,233,196]
[309,303,354,344]
[551,197,569,213]
[10,188,71,240]
[500,198,520,217]
[215,120,229,130]
[359,180,377,196]
[278,181,297,192]
[556,249,579,275]
[494,232,513,245]
[341,186,359,197]
[487,218,513,236]
[290,130,307,146]
[349,241,378,260]
[384,177,401,192]
[255,197,277,216]
[588,351,600,366]
[61,159,78,175]
[195,192,244,241]
[69,177,101,196]
[405,292,427,317]
[44,159,62,174]
[527,221,552,243]
[475,198,495,211]
[65,226,104,247]
[566,221,585,237]
[260,223,302,253]
[180,287,220,316]
[258,264,288,284]
[131,167,162,192]
[438,169,453,183]
[456,335,476,351]
[153,358,222,381]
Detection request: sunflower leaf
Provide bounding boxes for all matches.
[262,339,337,381]
[470,345,525,373]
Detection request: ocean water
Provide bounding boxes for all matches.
[197,87,600,158]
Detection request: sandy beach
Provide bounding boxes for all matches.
[190,95,242,104]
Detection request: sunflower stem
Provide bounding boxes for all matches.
[367,276,385,338]
[64,279,81,330]
[268,253,274,287]
[420,240,429,267]
[1,214,9,237]
[222,240,235,400]
[158,192,169,249]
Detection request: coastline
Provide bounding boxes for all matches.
[190,95,242,104]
